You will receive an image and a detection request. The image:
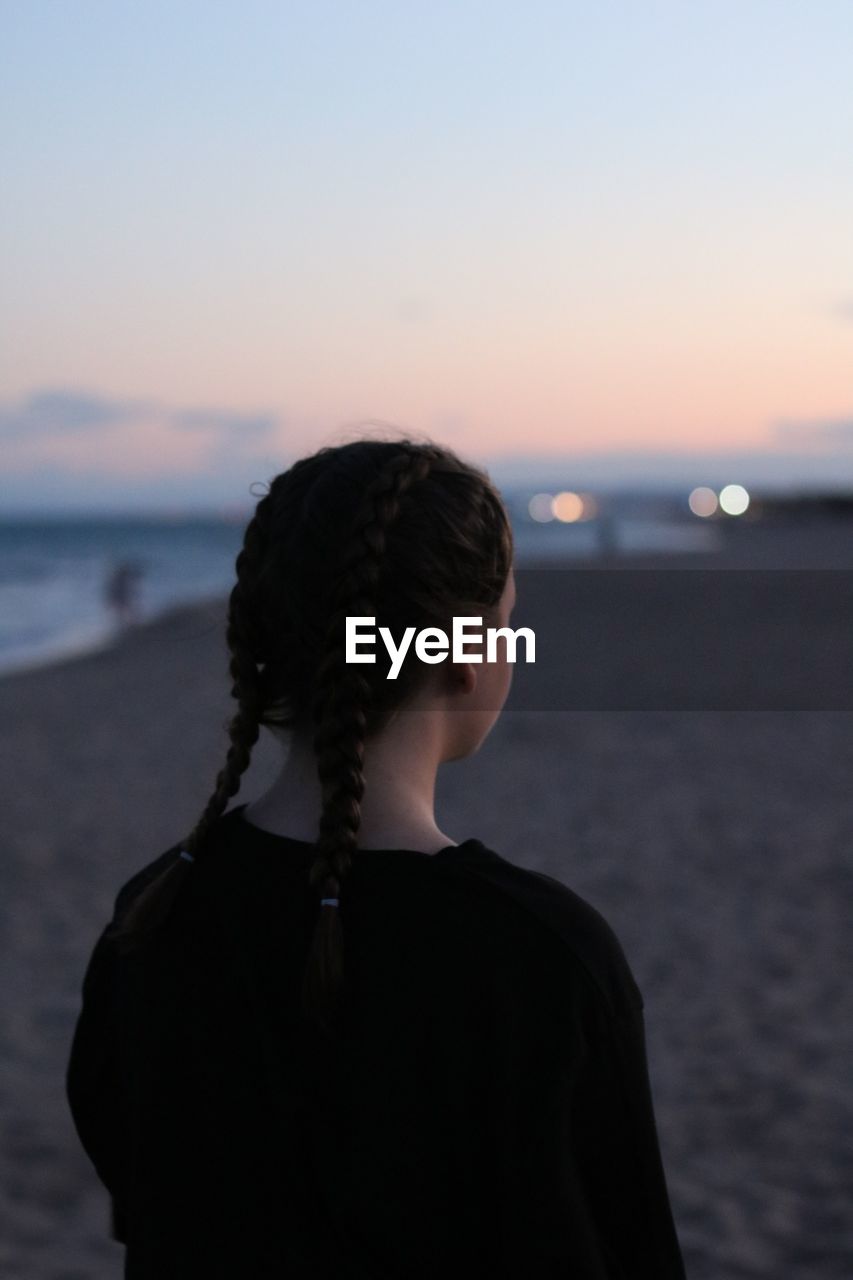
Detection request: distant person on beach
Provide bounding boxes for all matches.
[103,559,143,629]
[66,435,686,1277]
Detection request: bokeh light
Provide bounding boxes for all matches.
[688,486,719,517]
[552,491,585,523]
[528,493,555,522]
[719,484,750,516]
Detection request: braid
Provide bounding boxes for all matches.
[109,457,323,949]
[301,445,441,1039]
[106,434,515,1056]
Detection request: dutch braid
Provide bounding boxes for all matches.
[109,456,323,947]
[301,445,441,1038]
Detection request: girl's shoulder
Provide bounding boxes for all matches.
[436,841,645,1022]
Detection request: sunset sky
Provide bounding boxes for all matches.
[2,1,852,511]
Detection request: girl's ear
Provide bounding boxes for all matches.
[448,661,477,696]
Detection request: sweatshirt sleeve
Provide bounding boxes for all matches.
[65,923,129,1244]
[570,998,687,1279]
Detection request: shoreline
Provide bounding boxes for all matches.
[4,508,853,690]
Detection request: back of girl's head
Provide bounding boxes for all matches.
[108,428,514,1041]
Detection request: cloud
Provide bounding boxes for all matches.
[484,446,853,492]
[0,388,154,440]
[0,386,280,443]
[772,417,853,449]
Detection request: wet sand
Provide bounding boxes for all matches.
[2,518,852,1277]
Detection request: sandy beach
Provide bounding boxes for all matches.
[2,520,852,1278]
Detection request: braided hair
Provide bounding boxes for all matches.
[108,431,514,1041]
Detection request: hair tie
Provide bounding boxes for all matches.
[179,850,195,863]
[321,897,339,907]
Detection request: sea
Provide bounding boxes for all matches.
[0,489,720,681]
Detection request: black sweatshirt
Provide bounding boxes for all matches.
[66,803,687,1279]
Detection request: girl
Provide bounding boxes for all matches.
[66,434,686,1278]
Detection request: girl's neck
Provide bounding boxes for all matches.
[244,726,456,852]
